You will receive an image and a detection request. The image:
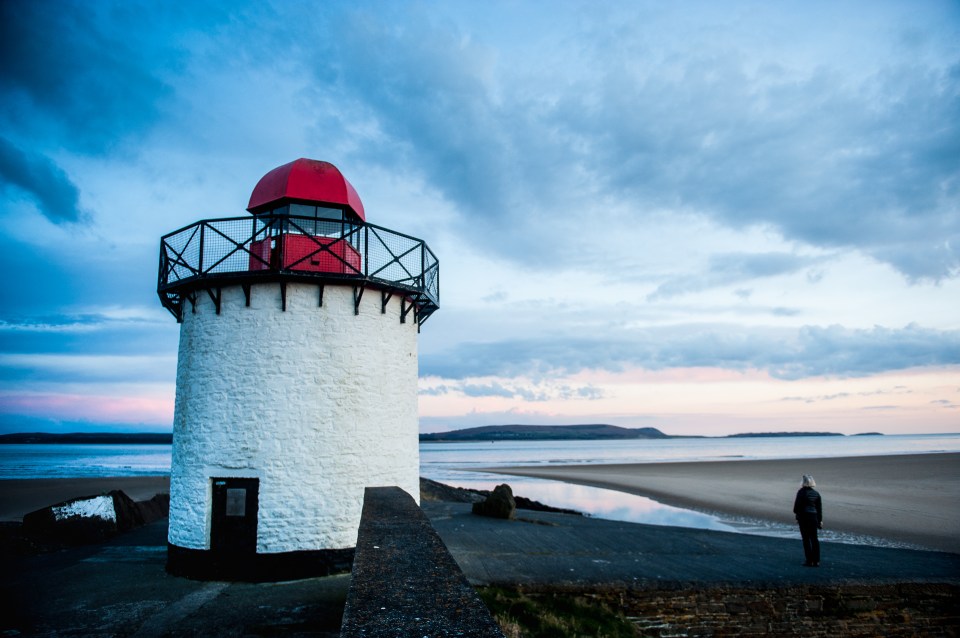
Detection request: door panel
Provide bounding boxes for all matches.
[211,477,259,554]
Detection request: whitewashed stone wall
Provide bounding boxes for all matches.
[168,282,420,553]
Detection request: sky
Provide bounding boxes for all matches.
[0,0,958,437]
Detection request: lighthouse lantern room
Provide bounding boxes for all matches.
[157,159,438,580]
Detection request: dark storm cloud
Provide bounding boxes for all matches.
[421,324,960,381]
[0,0,243,228]
[0,138,86,223]
[0,1,232,153]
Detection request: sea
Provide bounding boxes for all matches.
[3,433,958,549]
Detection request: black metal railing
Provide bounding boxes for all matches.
[158,214,439,324]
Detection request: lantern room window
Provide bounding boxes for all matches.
[247,202,363,274]
[290,204,347,237]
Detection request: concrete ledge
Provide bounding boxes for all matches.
[341,486,505,637]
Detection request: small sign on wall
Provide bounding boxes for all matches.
[225,489,247,516]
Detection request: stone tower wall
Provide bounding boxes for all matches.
[168,282,419,553]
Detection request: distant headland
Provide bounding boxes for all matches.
[419,424,669,442]
[419,424,881,442]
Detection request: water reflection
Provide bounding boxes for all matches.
[433,472,737,533]
[428,472,927,551]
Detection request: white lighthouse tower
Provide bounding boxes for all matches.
[157,159,439,579]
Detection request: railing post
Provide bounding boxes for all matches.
[275,216,284,272]
[198,223,205,275]
[158,240,165,291]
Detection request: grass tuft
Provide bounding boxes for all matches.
[478,586,637,637]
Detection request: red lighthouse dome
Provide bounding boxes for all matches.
[247,158,366,221]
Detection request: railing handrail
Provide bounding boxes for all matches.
[158,214,439,325]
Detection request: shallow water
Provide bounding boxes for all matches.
[0,444,172,479]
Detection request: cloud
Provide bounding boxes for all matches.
[0,353,176,384]
[562,27,960,281]
[0,307,167,334]
[421,379,604,403]
[422,323,960,380]
[0,138,87,224]
[649,252,820,300]
[461,382,517,399]
[0,1,228,153]
[781,386,912,404]
[781,393,851,404]
[310,8,517,218]
[0,391,172,426]
[5,2,955,279]
[304,4,960,281]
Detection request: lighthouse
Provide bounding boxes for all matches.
[157,159,439,579]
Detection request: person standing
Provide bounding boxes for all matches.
[793,474,823,566]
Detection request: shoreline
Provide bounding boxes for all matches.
[478,452,960,555]
[3,453,957,554]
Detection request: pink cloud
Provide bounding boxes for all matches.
[0,393,174,425]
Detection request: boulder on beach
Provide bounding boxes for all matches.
[472,483,516,520]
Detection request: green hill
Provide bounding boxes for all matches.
[419,424,668,442]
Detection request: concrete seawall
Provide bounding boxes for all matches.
[341,486,504,637]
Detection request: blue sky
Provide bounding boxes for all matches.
[1,0,958,436]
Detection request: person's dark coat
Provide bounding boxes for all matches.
[793,486,822,524]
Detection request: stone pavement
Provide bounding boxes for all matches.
[1,520,348,637]
[2,503,958,636]
[423,501,960,588]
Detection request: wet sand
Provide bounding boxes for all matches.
[482,453,960,554]
[0,476,170,521]
[3,454,958,554]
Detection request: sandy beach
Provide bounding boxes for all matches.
[484,453,960,554]
[0,476,170,522]
[2,454,958,555]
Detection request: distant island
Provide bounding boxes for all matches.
[420,424,871,442]
[724,432,844,438]
[420,424,669,442]
[0,432,173,445]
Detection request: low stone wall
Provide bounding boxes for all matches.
[22,490,169,545]
[611,583,958,637]
[341,486,505,637]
